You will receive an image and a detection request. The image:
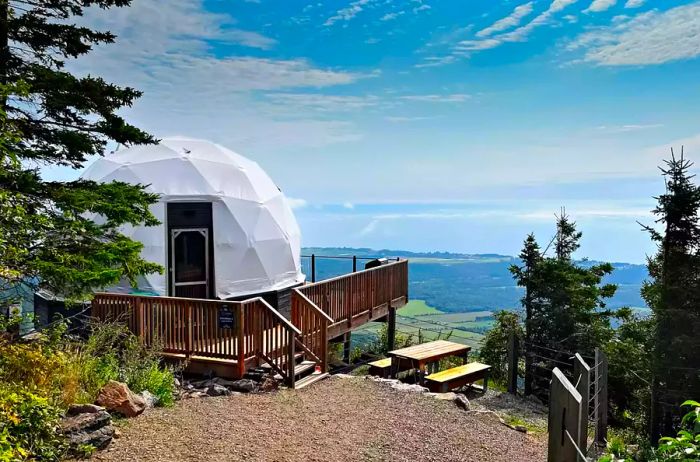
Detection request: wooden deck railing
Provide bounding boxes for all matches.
[291,290,333,372]
[91,293,301,385]
[294,259,408,334]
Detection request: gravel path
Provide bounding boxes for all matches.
[96,377,546,462]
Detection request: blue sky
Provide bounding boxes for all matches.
[45,0,700,263]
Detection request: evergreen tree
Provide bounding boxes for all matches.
[644,151,700,441]
[510,233,542,394]
[511,213,618,398]
[0,1,161,300]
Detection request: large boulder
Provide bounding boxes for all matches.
[96,381,146,417]
[61,404,114,450]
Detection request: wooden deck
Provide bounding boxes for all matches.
[92,259,409,387]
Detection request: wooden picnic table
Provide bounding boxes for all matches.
[387,340,471,383]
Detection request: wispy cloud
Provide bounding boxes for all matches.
[324,0,376,26]
[595,123,664,133]
[476,2,534,38]
[385,116,436,122]
[287,198,309,209]
[624,0,644,8]
[568,3,700,65]
[263,93,381,112]
[399,93,471,103]
[381,11,405,21]
[584,0,617,14]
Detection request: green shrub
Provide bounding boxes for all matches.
[477,310,523,383]
[0,384,66,461]
[126,362,175,407]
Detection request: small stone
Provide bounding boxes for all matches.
[174,378,181,388]
[113,428,122,439]
[454,394,471,411]
[514,425,528,433]
[229,379,259,393]
[95,381,146,418]
[139,390,159,409]
[427,392,458,401]
[260,377,279,393]
[66,403,105,416]
[207,384,232,397]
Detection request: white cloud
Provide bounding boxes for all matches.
[476,2,534,38]
[624,0,644,8]
[324,0,376,26]
[595,123,664,133]
[584,0,617,14]
[343,202,355,209]
[399,93,471,103]
[452,0,578,53]
[287,198,309,209]
[262,93,380,112]
[70,0,369,153]
[569,3,700,65]
[381,11,405,21]
[415,55,458,68]
[385,116,436,122]
[413,4,431,13]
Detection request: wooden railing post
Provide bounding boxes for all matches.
[137,297,144,344]
[548,368,583,462]
[237,304,245,378]
[321,318,329,372]
[311,253,316,283]
[186,304,193,359]
[287,329,296,388]
[573,353,591,452]
[594,347,608,447]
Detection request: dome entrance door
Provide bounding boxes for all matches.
[171,228,209,298]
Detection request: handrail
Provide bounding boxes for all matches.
[301,258,407,288]
[291,289,334,323]
[252,297,302,335]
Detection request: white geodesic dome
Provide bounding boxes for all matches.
[80,137,304,299]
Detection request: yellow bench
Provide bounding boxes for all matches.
[368,358,393,378]
[425,362,491,393]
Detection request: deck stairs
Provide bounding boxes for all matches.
[256,351,329,389]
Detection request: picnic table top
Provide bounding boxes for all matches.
[387,340,471,363]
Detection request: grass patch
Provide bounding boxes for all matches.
[503,415,547,435]
[398,300,443,317]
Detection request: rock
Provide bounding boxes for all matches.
[139,390,159,409]
[229,379,259,393]
[514,425,528,433]
[66,403,105,416]
[210,377,240,388]
[113,428,122,439]
[260,376,279,393]
[390,382,428,393]
[173,378,181,388]
[454,394,470,411]
[427,392,458,401]
[334,374,357,379]
[207,384,232,396]
[186,391,209,399]
[61,409,114,450]
[96,381,147,418]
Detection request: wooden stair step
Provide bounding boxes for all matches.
[273,361,317,380]
[260,352,305,370]
[295,372,330,390]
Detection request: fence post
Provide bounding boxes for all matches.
[548,368,583,462]
[352,255,357,273]
[507,331,519,394]
[186,304,193,359]
[287,329,296,388]
[573,353,591,452]
[387,305,396,352]
[237,305,245,378]
[594,347,608,447]
[311,254,316,283]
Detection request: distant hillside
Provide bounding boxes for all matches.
[301,247,648,313]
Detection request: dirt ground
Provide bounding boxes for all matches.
[95,376,547,462]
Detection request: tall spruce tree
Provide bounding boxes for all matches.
[644,151,700,441]
[510,233,542,395]
[511,213,618,398]
[0,1,161,300]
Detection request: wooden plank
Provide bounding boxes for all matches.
[548,368,583,462]
[573,353,591,452]
[595,347,608,446]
